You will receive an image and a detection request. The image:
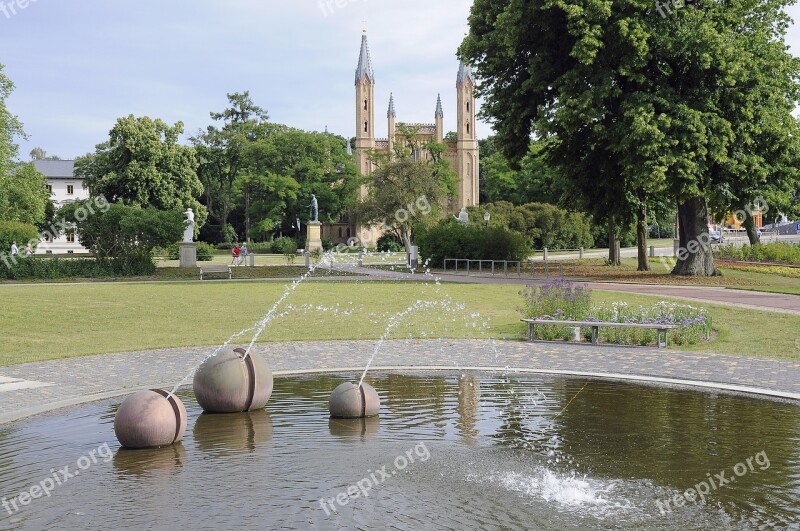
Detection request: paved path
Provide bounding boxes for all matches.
[324,263,800,315]
[1,339,798,424]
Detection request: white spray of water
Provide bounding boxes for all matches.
[165,253,334,398]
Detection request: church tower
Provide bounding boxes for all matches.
[456,61,479,208]
[355,30,375,179]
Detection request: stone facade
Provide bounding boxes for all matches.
[352,31,479,247]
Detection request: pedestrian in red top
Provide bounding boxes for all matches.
[231,244,241,266]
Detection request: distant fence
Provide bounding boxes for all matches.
[443,259,577,278]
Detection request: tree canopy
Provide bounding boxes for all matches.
[355,125,456,252]
[75,115,207,233]
[0,65,49,226]
[461,0,800,275]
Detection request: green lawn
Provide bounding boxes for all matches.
[0,280,797,367]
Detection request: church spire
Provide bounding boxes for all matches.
[355,30,374,85]
[388,92,396,118]
[457,61,475,86]
[435,93,444,118]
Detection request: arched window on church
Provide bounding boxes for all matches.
[466,122,470,134]
[467,102,470,113]
[364,99,368,111]
[364,121,369,133]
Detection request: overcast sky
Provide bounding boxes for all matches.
[2,0,799,160]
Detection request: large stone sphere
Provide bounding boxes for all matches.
[114,389,187,449]
[329,382,380,418]
[193,348,273,413]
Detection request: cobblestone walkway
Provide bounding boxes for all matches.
[1,339,798,424]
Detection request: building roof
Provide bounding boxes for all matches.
[457,61,475,86]
[388,92,396,118]
[355,31,375,84]
[33,160,77,179]
[435,94,444,118]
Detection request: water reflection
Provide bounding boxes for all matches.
[328,416,380,439]
[192,410,273,453]
[113,444,187,477]
[0,373,796,530]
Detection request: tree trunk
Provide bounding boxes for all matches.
[244,191,251,243]
[743,209,759,246]
[671,197,719,276]
[608,215,621,266]
[636,204,650,271]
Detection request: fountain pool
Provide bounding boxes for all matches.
[0,372,798,529]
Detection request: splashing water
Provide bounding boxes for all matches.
[165,252,336,398]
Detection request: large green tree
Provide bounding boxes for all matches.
[75,115,207,233]
[239,129,360,240]
[461,0,800,276]
[191,92,272,242]
[0,65,49,226]
[479,137,565,205]
[356,125,456,253]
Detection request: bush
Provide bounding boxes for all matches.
[0,256,155,280]
[417,221,530,267]
[163,241,214,261]
[377,233,404,252]
[0,221,39,255]
[270,237,298,254]
[322,238,334,251]
[468,202,594,250]
[714,242,800,264]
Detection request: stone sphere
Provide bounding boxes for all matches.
[193,348,273,413]
[329,382,380,418]
[114,389,187,449]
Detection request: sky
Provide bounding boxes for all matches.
[1,0,799,160]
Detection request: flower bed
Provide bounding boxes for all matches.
[520,279,711,346]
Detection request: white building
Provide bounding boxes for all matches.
[33,160,90,254]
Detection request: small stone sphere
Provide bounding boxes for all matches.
[193,348,273,413]
[329,382,380,418]
[114,389,187,449]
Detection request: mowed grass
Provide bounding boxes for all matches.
[0,280,798,366]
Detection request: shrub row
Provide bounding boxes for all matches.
[714,242,800,264]
[417,222,531,267]
[468,201,594,250]
[0,256,155,280]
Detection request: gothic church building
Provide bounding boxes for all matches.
[353,31,479,226]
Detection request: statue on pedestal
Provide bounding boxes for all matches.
[183,208,195,243]
[308,195,319,223]
[454,207,469,225]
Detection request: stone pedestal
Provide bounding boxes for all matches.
[180,242,197,268]
[306,221,322,253]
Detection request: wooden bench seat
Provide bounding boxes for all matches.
[199,264,232,280]
[521,318,679,348]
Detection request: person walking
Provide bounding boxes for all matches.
[241,243,248,266]
[10,241,18,256]
[231,243,241,266]
[25,244,32,257]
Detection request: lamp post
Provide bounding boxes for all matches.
[484,211,491,226]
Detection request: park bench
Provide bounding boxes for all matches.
[199,264,232,280]
[521,318,679,348]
